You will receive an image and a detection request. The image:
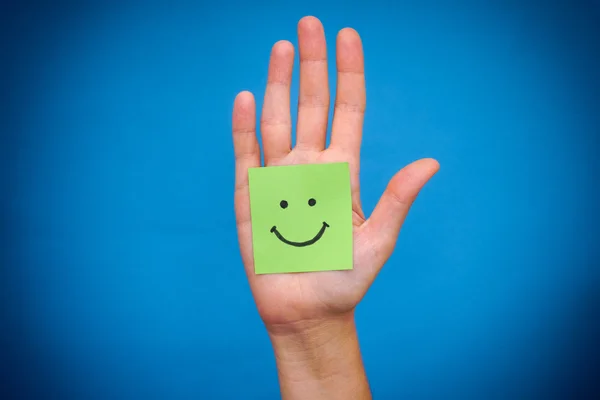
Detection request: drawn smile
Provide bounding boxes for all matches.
[270,222,330,247]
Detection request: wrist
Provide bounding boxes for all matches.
[268,312,356,362]
[268,312,371,400]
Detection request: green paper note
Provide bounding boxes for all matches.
[248,162,353,275]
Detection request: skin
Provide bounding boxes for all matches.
[232,16,440,400]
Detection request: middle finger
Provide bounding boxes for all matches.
[295,16,329,152]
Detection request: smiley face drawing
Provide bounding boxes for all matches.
[248,162,353,274]
[270,198,329,247]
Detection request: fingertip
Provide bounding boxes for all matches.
[298,16,323,33]
[233,91,256,134]
[335,27,363,71]
[386,158,440,199]
[418,157,441,174]
[234,91,255,110]
[271,40,294,63]
[403,157,440,175]
[272,40,295,58]
[337,27,361,44]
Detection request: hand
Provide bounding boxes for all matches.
[232,16,439,399]
[232,15,439,332]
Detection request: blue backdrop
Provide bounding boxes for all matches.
[2,1,599,399]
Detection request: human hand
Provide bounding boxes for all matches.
[232,16,439,399]
[232,16,438,333]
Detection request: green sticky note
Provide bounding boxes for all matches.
[248,162,353,274]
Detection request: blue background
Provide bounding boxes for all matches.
[2,1,599,399]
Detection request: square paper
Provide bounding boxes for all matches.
[248,162,353,274]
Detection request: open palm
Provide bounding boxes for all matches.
[232,17,439,329]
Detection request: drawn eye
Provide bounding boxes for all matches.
[280,200,288,209]
[308,198,316,207]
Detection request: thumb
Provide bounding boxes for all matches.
[362,158,440,270]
